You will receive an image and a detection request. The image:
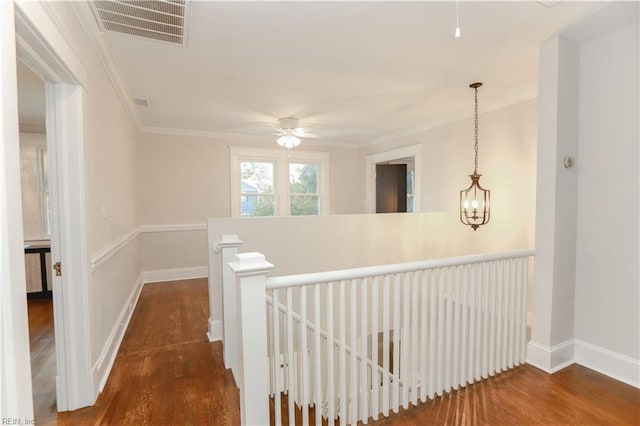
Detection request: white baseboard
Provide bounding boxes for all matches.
[207,318,223,342]
[574,339,640,388]
[142,266,208,284]
[526,339,575,373]
[91,275,144,394]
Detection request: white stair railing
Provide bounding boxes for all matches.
[227,248,534,426]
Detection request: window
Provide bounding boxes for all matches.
[289,163,319,216]
[20,141,50,240]
[230,147,329,217]
[240,161,275,216]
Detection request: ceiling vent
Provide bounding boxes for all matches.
[92,0,190,46]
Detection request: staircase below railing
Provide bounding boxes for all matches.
[217,238,533,425]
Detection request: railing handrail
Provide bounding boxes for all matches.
[266,248,535,290]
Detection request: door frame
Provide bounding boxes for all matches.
[9,1,93,413]
[365,144,422,214]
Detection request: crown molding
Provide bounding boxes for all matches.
[367,93,538,147]
[70,2,142,129]
[140,126,359,149]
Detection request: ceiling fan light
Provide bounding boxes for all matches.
[277,134,301,149]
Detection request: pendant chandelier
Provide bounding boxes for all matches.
[460,82,490,230]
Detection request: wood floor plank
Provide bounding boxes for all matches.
[32,278,639,425]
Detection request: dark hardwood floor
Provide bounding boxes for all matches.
[28,298,57,425]
[33,278,638,425]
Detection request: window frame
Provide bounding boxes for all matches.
[230,146,330,217]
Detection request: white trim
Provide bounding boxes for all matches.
[574,339,640,388]
[140,126,359,149]
[142,266,208,284]
[91,275,144,394]
[526,339,575,373]
[14,1,87,87]
[207,319,224,342]
[140,223,207,233]
[365,144,422,213]
[0,1,34,417]
[90,227,140,271]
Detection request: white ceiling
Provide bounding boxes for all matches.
[18,1,606,145]
[100,1,604,145]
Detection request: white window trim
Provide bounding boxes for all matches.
[229,146,330,217]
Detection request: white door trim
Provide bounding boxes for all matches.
[0,1,34,418]
[14,1,95,411]
[364,144,422,213]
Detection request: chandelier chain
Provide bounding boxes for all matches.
[474,86,479,174]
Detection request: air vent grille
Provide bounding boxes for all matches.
[93,0,189,45]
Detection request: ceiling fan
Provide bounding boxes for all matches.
[275,117,316,148]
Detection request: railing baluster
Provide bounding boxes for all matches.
[382,275,390,417]
[444,266,453,392]
[520,258,529,363]
[313,284,322,426]
[508,259,516,369]
[436,268,445,395]
[488,261,497,376]
[401,272,411,408]
[360,278,369,423]
[410,271,419,406]
[271,290,282,425]
[428,269,437,399]
[371,276,379,421]
[420,269,428,402]
[392,273,401,413]
[482,262,490,380]
[475,263,483,382]
[513,259,522,364]
[460,265,468,386]
[300,287,309,425]
[286,287,295,426]
[350,279,359,424]
[467,264,476,384]
[338,280,347,426]
[501,260,509,372]
[326,282,335,424]
[452,266,461,390]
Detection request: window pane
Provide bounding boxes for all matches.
[289,163,318,194]
[407,169,414,194]
[242,195,275,217]
[407,195,414,213]
[241,161,274,194]
[240,161,275,216]
[290,195,319,216]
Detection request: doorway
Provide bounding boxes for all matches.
[17,57,58,423]
[2,1,95,416]
[376,163,407,213]
[365,145,422,214]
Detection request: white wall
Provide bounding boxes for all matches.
[136,133,363,272]
[528,3,639,387]
[574,23,639,361]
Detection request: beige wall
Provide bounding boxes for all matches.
[136,133,364,271]
[362,98,538,249]
[136,133,363,224]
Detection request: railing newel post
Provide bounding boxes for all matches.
[229,252,273,426]
[211,234,243,378]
